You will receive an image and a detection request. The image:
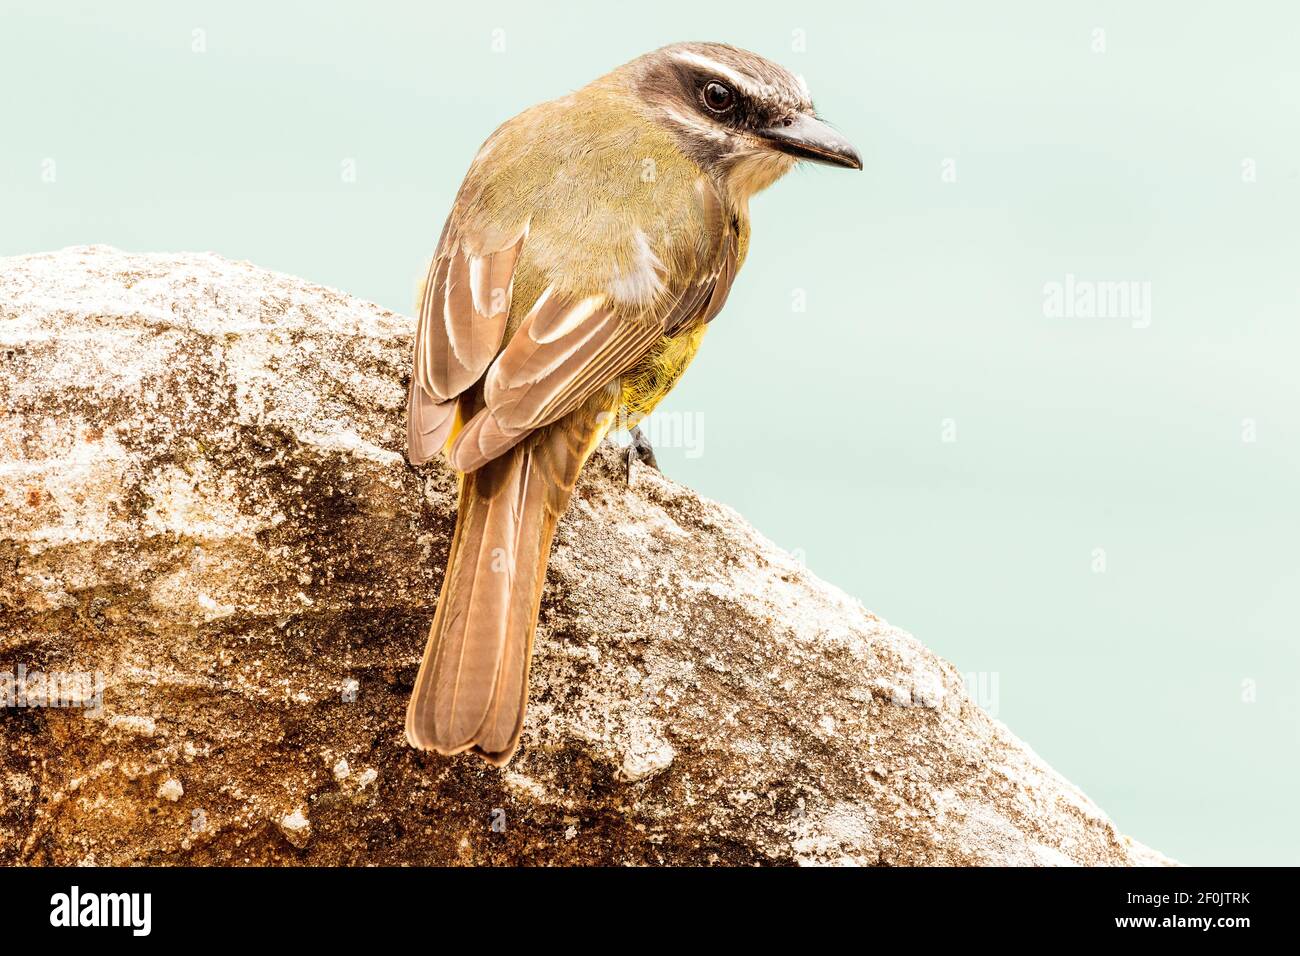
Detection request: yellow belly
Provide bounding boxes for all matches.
[617,322,708,426]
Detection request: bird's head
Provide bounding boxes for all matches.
[623,41,862,198]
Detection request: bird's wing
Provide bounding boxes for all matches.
[407,214,529,464]
[447,181,737,473]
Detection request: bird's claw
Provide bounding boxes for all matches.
[624,426,659,484]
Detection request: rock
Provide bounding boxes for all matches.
[106,715,157,738]
[277,809,311,849]
[157,778,184,802]
[617,727,675,783]
[0,247,1173,866]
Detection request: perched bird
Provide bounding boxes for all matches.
[405,41,860,765]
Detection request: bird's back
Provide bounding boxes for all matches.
[451,80,739,342]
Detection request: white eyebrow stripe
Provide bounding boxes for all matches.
[663,106,728,141]
[671,51,764,97]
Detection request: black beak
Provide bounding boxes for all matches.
[759,113,862,170]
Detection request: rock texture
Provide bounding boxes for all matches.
[0,247,1171,866]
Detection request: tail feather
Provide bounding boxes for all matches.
[406,401,606,765]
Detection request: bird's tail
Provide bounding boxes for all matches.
[405,405,605,765]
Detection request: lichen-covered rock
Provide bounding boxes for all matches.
[0,246,1172,866]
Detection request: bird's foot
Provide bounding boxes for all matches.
[624,426,659,484]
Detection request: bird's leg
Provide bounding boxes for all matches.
[624,425,659,483]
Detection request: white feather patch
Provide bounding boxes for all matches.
[608,230,665,306]
[531,294,604,344]
[469,256,492,317]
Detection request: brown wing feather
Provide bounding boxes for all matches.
[448,188,735,474]
[406,217,526,463]
[446,295,660,473]
[487,295,660,430]
[432,173,736,474]
[406,382,458,465]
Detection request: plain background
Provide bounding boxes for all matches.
[3,1,1297,866]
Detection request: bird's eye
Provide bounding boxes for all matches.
[701,81,735,113]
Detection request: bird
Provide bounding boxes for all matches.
[404,41,861,766]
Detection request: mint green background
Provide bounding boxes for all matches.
[3,1,1296,866]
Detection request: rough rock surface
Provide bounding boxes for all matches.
[0,247,1172,866]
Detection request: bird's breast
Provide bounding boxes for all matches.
[617,321,709,425]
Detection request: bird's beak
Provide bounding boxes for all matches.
[758,113,862,170]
